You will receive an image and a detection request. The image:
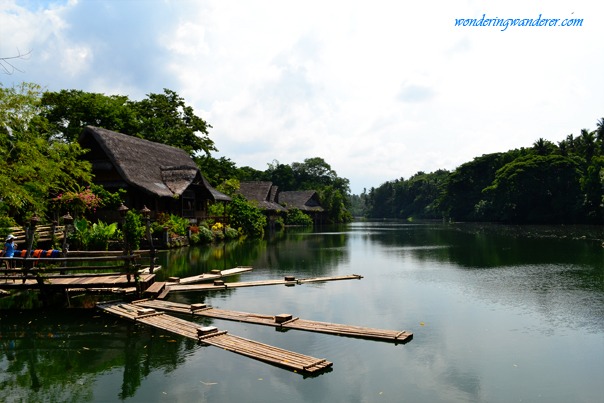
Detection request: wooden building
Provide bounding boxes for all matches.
[278,190,325,223]
[79,126,230,222]
[237,181,287,225]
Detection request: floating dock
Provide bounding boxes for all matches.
[97,301,332,374]
[133,299,413,343]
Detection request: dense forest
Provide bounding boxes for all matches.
[0,82,351,230]
[361,119,604,224]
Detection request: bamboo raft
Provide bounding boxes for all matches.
[134,299,413,343]
[165,266,253,285]
[166,274,364,294]
[97,301,332,374]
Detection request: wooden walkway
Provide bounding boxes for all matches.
[0,273,155,294]
[134,299,413,343]
[97,301,332,374]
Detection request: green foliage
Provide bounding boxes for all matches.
[123,210,144,251]
[155,213,189,237]
[320,186,353,224]
[228,194,266,238]
[71,219,119,250]
[42,88,215,156]
[224,226,240,239]
[52,186,102,219]
[196,226,214,244]
[132,89,216,156]
[364,117,604,225]
[285,208,313,226]
[0,82,92,223]
[483,154,583,223]
[41,89,137,142]
[90,184,125,210]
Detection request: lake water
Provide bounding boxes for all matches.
[1,221,603,402]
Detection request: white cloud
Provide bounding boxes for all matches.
[2,0,603,194]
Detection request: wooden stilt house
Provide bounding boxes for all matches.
[79,126,230,222]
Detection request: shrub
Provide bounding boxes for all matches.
[285,208,313,226]
[197,226,213,243]
[123,210,144,251]
[228,195,266,238]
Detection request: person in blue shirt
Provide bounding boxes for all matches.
[2,234,17,275]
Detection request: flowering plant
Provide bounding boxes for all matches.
[53,187,102,217]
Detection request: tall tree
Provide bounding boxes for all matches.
[131,89,215,156]
[42,88,215,156]
[41,89,136,142]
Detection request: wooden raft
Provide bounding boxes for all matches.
[97,302,332,374]
[166,274,364,293]
[133,299,413,343]
[165,266,253,285]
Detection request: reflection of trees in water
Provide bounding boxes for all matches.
[0,310,198,401]
[370,221,604,333]
[156,226,350,280]
[371,222,604,268]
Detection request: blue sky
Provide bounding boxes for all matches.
[1,0,603,194]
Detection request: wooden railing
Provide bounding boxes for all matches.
[0,250,156,283]
[2,225,66,244]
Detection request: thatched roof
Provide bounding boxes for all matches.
[238,181,286,212]
[80,126,230,202]
[278,190,324,212]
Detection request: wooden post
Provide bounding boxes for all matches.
[24,214,40,284]
[61,213,73,275]
[118,204,131,282]
[141,206,155,274]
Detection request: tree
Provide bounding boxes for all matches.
[131,89,216,156]
[42,88,216,156]
[264,160,296,190]
[196,156,239,186]
[0,49,31,75]
[0,83,92,222]
[484,154,583,223]
[41,90,136,142]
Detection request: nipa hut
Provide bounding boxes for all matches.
[79,126,230,222]
[237,181,286,226]
[277,190,325,223]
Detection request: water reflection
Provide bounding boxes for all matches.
[1,222,603,402]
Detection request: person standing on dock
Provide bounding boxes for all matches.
[2,234,17,274]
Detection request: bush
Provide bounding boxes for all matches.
[224,227,239,240]
[197,226,214,243]
[123,210,144,251]
[285,208,313,226]
[228,195,266,238]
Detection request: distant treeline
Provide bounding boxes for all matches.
[357,118,604,224]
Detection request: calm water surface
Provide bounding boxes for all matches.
[1,222,603,402]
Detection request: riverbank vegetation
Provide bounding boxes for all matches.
[361,118,604,224]
[1,82,352,243]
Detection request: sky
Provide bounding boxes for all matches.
[1,0,603,194]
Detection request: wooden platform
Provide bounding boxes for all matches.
[134,299,413,343]
[97,301,332,374]
[0,273,155,294]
